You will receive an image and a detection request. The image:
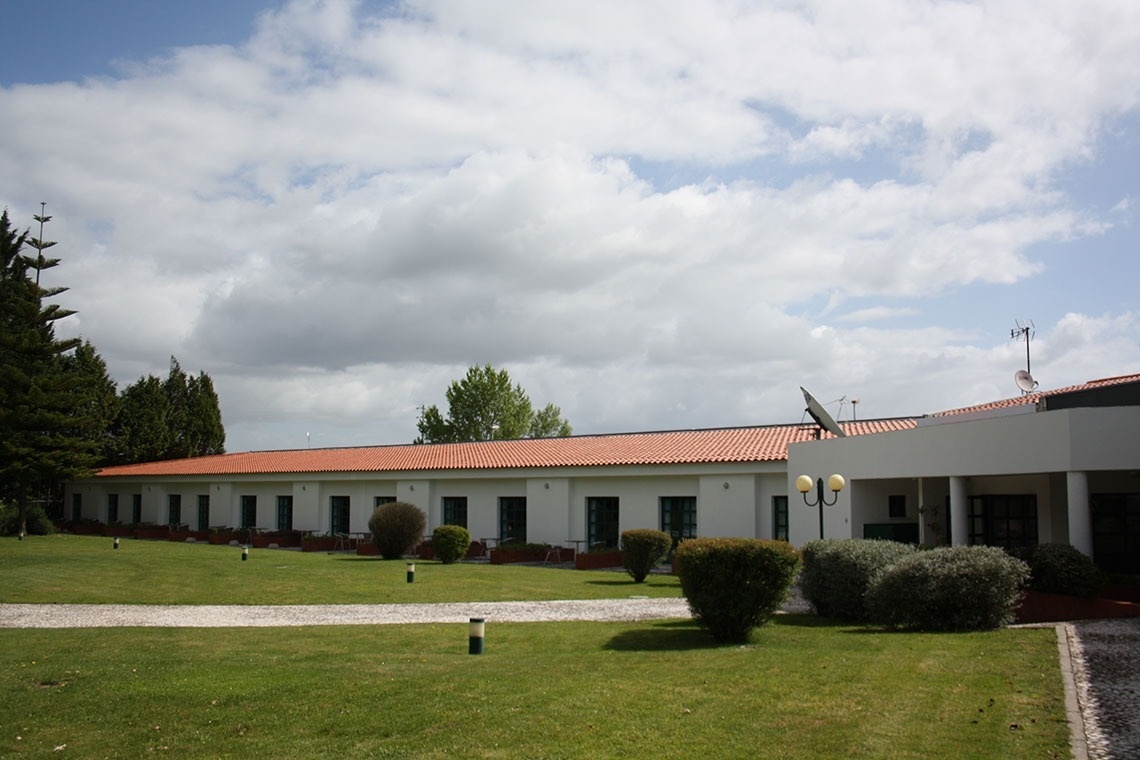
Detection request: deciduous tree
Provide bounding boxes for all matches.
[415,364,572,443]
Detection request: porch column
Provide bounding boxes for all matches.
[1066,471,1093,558]
[949,476,968,547]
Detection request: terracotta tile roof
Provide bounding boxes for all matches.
[93,418,918,479]
[931,373,1140,418]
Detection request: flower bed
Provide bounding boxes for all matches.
[1015,589,1140,624]
[575,550,623,570]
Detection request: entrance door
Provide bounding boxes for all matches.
[1092,494,1140,574]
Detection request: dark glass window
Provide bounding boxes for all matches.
[1091,493,1140,575]
[330,496,350,534]
[375,496,396,508]
[967,494,1038,549]
[587,497,619,550]
[197,495,210,531]
[660,496,697,547]
[241,495,257,529]
[132,494,142,524]
[772,495,789,541]
[499,497,527,543]
[442,497,468,528]
[168,494,182,526]
[107,494,119,524]
[277,496,293,532]
[71,493,82,522]
[888,494,906,519]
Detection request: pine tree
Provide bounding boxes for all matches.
[0,208,96,534]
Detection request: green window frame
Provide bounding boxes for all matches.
[107,494,119,524]
[442,497,468,528]
[773,495,789,541]
[240,495,257,529]
[660,496,697,546]
[168,494,182,526]
[197,495,210,531]
[587,497,619,550]
[499,497,527,543]
[330,496,350,534]
[277,495,293,532]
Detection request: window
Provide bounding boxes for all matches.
[375,496,396,509]
[168,494,182,526]
[107,494,119,524]
[197,495,210,531]
[1091,493,1140,575]
[277,496,293,532]
[499,497,527,543]
[660,496,697,547]
[330,496,350,534]
[888,494,906,519]
[71,493,82,522]
[132,494,142,525]
[587,497,620,550]
[240,495,257,529]
[968,494,1038,550]
[442,497,468,528]
[772,495,789,541]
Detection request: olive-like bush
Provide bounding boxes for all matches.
[800,539,917,621]
[367,501,426,560]
[674,538,801,643]
[432,524,472,564]
[0,502,56,536]
[1013,543,1104,599]
[621,528,672,583]
[865,545,1029,631]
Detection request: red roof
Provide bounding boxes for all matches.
[94,418,917,478]
[931,373,1140,418]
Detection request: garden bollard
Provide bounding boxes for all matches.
[469,618,485,655]
[18,532,23,541]
[114,537,119,549]
[407,562,415,583]
[242,546,249,561]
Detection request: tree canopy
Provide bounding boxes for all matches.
[0,208,97,534]
[415,364,572,444]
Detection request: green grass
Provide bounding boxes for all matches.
[0,534,1071,758]
[0,619,1068,759]
[0,534,680,604]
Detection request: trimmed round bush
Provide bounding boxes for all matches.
[800,539,917,621]
[866,545,1030,631]
[674,538,801,643]
[367,501,426,560]
[1015,543,1104,599]
[432,524,472,565]
[0,502,56,536]
[621,528,673,583]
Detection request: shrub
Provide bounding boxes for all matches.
[865,545,1029,631]
[0,502,57,536]
[1014,543,1104,599]
[674,538,801,643]
[800,539,917,621]
[367,501,426,560]
[621,529,672,583]
[432,524,472,565]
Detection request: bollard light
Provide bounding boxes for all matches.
[242,546,249,561]
[18,532,23,541]
[407,562,415,584]
[469,618,485,655]
[114,537,120,549]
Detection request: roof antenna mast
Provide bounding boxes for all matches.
[1010,320,1038,394]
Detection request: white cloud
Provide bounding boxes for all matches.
[2,0,1139,450]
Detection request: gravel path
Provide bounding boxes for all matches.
[1066,617,1140,760]
[0,598,691,628]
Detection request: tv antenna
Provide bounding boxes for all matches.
[1010,320,1037,394]
[801,386,846,439]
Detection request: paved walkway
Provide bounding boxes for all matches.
[2,601,1136,758]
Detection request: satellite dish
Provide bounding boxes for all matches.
[1014,370,1038,393]
[801,386,846,438]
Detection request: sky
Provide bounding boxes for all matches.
[1,0,1138,454]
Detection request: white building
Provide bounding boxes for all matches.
[66,373,1140,573]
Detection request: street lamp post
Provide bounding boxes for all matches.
[796,473,846,540]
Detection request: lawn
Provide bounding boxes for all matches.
[0,534,681,604]
[0,534,1071,758]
